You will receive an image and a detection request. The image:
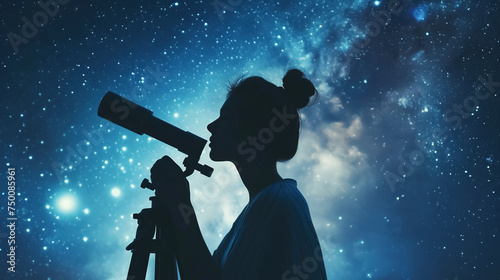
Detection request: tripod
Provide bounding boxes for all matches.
[126,179,178,280]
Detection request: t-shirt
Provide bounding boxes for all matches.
[213,179,327,279]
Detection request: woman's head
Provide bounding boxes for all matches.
[207,69,317,164]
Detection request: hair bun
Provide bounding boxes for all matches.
[282,69,316,109]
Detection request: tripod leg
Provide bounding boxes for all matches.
[128,248,152,280]
[155,219,178,280]
[127,209,156,280]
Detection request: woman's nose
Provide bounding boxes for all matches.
[207,119,217,133]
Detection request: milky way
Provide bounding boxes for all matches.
[1,0,499,279]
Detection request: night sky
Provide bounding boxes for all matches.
[1,0,499,279]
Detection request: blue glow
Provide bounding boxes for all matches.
[56,194,78,214]
[413,4,429,22]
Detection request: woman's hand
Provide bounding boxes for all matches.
[150,156,190,209]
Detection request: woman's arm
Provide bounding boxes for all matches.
[151,156,220,280]
[168,201,220,280]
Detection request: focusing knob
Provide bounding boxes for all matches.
[141,178,155,190]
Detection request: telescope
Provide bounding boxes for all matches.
[97,91,213,177]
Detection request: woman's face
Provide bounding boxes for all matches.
[207,94,242,162]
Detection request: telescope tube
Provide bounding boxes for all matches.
[97,91,213,177]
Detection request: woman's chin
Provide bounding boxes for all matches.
[209,150,224,162]
[209,149,233,162]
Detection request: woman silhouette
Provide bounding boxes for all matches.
[150,69,327,279]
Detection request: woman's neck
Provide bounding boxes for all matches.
[235,158,283,201]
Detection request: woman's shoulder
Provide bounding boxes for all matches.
[245,179,318,243]
[267,178,306,201]
[251,179,310,218]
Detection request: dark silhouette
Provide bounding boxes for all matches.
[150,69,327,279]
[97,90,214,177]
[98,91,214,279]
